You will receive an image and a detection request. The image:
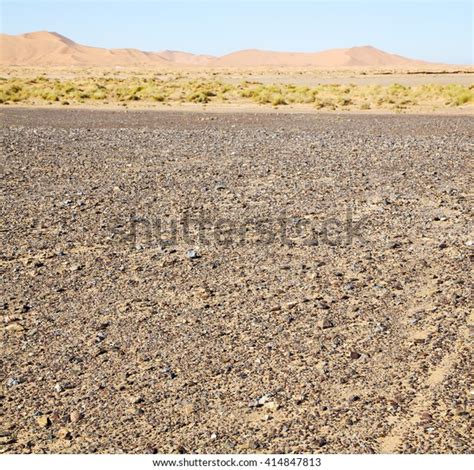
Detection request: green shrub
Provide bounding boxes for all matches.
[271,95,287,106]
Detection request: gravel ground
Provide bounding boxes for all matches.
[1,109,472,454]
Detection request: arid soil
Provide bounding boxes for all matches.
[1,109,472,454]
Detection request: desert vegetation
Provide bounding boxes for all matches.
[0,74,472,111]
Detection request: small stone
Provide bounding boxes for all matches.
[182,403,195,416]
[316,437,327,447]
[96,331,106,342]
[129,396,144,404]
[348,394,360,402]
[263,401,279,412]
[57,428,72,440]
[20,303,31,313]
[54,384,64,393]
[6,377,21,387]
[317,301,330,310]
[161,366,177,379]
[294,395,306,405]
[215,183,226,191]
[319,318,334,329]
[36,416,51,428]
[145,447,158,454]
[5,323,25,334]
[126,407,144,416]
[210,432,217,440]
[193,287,210,299]
[438,241,448,249]
[70,411,82,423]
[186,249,199,259]
[350,351,361,360]
[248,439,260,450]
[249,394,272,408]
[413,331,430,344]
[466,240,474,247]
[257,394,271,406]
[387,241,401,249]
[0,435,16,445]
[70,263,83,272]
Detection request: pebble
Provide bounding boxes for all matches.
[263,401,279,412]
[5,323,25,333]
[70,410,82,423]
[20,303,31,313]
[70,263,83,272]
[36,416,51,428]
[6,377,21,387]
[182,403,195,416]
[249,393,273,408]
[0,434,16,445]
[387,241,401,249]
[316,437,328,447]
[129,396,144,404]
[186,249,199,259]
[350,351,361,360]
[319,318,334,329]
[96,331,106,342]
[57,428,72,440]
[193,287,210,299]
[247,439,260,450]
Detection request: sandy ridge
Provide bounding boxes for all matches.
[1,31,435,67]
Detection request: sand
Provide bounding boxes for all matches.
[1,31,441,68]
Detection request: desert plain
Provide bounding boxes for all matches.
[0,31,473,455]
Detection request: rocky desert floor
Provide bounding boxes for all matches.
[1,109,473,454]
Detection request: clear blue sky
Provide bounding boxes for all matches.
[1,1,472,64]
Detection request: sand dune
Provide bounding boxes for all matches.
[157,50,215,66]
[212,46,428,67]
[0,31,169,66]
[1,31,432,67]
